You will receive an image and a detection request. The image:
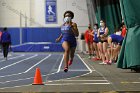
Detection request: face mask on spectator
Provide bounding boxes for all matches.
[100,23,104,27]
[94,26,97,29]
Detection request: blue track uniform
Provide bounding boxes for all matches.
[110,34,124,46]
[98,27,107,42]
[99,28,105,35]
[93,29,98,43]
[61,24,77,48]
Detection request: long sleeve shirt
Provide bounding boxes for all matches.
[1,31,11,44]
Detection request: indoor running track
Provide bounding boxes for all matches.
[0,53,110,90]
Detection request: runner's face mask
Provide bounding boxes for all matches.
[64,17,72,23]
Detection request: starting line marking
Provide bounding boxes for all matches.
[52,80,108,82]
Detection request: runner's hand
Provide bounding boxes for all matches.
[55,38,60,43]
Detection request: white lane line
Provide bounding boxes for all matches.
[0,54,25,63]
[0,82,111,90]
[0,84,32,90]
[121,82,140,84]
[59,69,95,71]
[77,54,93,73]
[56,55,64,73]
[0,75,39,84]
[51,80,108,82]
[44,83,110,85]
[0,54,51,78]
[24,54,51,73]
[47,80,108,83]
[131,82,140,84]
[0,78,32,84]
[0,78,110,89]
[0,54,38,71]
[46,72,92,83]
[0,80,110,89]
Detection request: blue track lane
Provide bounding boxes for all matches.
[0,53,90,89]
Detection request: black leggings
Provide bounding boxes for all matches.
[2,42,10,58]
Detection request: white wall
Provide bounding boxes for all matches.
[0,0,89,51]
[0,0,30,27]
[33,0,89,28]
[0,0,89,28]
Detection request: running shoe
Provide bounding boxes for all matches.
[68,60,73,66]
[92,57,101,61]
[99,62,107,65]
[104,60,112,65]
[64,67,68,72]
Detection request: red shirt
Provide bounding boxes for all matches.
[84,29,93,43]
[0,31,2,41]
[121,26,127,37]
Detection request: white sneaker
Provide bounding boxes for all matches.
[88,56,91,59]
[99,62,107,65]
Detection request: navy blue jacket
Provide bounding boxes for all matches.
[1,31,11,44]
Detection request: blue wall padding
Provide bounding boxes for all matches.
[12,43,64,52]
[8,28,20,45]
[22,27,61,43]
[1,27,64,52]
[5,27,61,45]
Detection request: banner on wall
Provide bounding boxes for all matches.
[46,0,57,24]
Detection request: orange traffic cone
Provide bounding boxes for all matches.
[32,68,44,85]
